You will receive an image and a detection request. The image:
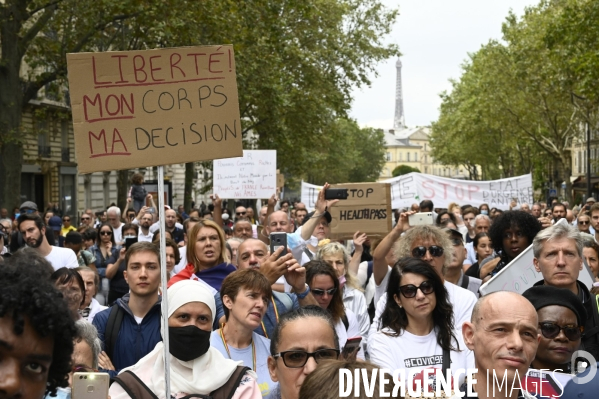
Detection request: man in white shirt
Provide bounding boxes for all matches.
[137,212,154,242]
[17,214,78,270]
[107,206,124,245]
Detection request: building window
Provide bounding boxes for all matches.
[415,152,418,162]
[385,152,392,161]
[399,152,402,161]
[425,166,428,174]
[37,119,50,158]
[424,155,428,163]
[424,144,427,151]
[407,153,410,162]
[61,120,70,162]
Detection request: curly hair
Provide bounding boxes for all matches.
[0,262,76,395]
[393,225,454,273]
[488,211,541,257]
[379,257,459,352]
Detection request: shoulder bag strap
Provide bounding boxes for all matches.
[460,274,470,289]
[442,348,451,382]
[105,304,124,361]
[303,247,313,260]
[111,371,158,399]
[209,366,252,399]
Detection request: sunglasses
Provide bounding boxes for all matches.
[579,221,590,225]
[273,349,339,368]
[539,322,583,341]
[81,217,91,220]
[63,219,70,222]
[236,212,246,215]
[398,281,435,298]
[100,231,112,236]
[312,287,337,296]
[411,245,444,258]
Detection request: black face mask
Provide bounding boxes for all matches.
[168,325,211,361]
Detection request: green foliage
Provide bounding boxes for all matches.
[392,164,420,177]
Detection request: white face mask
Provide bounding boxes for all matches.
[123,235,136,240]
[222,214,230,221]
[54,387,71,399]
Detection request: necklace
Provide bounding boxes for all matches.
[261,297,279,338]
[219,322,256,371]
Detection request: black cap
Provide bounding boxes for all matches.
[522,285,587,326]
[302,210,332,226]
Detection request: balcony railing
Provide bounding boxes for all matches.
[38,145,51,158]
[61,148,70,162]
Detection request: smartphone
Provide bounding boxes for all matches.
[148,207,155,214]
[125,236,138,249]
[341,336,362,360]
[270,232,288,259]
[72,372,109,399]
[409,212,434,226]
[325,188,349,200]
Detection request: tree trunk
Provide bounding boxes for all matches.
[116,170,130,212]
[184,162,195,212]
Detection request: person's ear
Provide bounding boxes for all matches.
[223,294,234,311]
[267,356,279,382]
[393,293,402,308]
[123,270,128,285]
[579,258,583,271]
[462,322,476,350]
[533,257,541,273]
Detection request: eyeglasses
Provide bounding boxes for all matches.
[274,349,340,368]
[411,245,444,258]
[63,219,70,222]
[100,231,112,236]
[81,217,91,220]
[312,287,337,296]
[236,212,246,215]
[579,221,590,225]
[539,322,583,341]
[398,281,435,298]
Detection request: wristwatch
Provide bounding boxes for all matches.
[295,284,310,300]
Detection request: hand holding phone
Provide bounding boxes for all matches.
[341,336,362,361]
[408,212,434,226]
[324,188,349,200]
[270,233,288,259]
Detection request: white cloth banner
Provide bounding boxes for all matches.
[381,173,533,210]
[302,173,533,211]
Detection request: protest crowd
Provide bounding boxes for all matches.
[4,186,599,399]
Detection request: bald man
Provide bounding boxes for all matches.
[462,292,540,399]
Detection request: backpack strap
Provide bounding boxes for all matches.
[342,314,349,331]
[272,291,293,312]
[111,371,158,399]
[303,247,314,260]
[460,274,470,290]
[105,304,125,361]
[209,366,251,399]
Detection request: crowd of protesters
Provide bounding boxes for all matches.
[4,187,599,399]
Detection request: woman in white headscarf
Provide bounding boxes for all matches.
[109,280,262,399]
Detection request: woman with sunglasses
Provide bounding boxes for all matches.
[315,242,369,350]
[89,223,120,278]
[523,285,586,372]
[213,269,276,397]
[266,306,340,399]
[110,280,261,399]
[479,211,541,280]
[368,258,473,393]
[168,219,236,291]
[304,260,363,359]
[577,213,592,234]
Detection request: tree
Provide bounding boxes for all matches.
[392,165,420,177]
[0,0,399,212]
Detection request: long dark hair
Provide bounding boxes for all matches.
[379,257,459,352]
[473,232,490,260]
[96,223,116,247]
[305,260,346,324]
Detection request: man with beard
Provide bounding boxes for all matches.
[17,214,78,270]
[137,211,154,242]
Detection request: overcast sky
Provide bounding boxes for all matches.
[349,0,538,129]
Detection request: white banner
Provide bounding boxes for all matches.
[381,173,533,210]
[213,150,276,199]
[302,173,533,211]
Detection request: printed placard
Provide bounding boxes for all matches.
[213,150,277,199]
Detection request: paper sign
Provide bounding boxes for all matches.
[524,369,571,398]
[67,45,243,173]
[327,183,392,240]
[479,219,595,295]
[380,173,533,210]
[213,150,277,199]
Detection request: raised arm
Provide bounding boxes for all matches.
[211,194,223,229]
[372,211,413,285]
[301,183,339,241]
[259,193,279,245]
[348,231,367,276]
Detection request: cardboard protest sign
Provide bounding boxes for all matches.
[479,219,595,295]
[213,150,277,199]
[327,183,392,240]
[381,173,533,210]
[67,45,243,173]
[276,170,285,188]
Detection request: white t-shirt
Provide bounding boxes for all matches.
[45,246,79,270]
[210,330,277,397]
[138,229,153,242]
[343,286,369,353]
[370,268,477,340]
[149,221,183,233]
[112,223,124,245]
[335,308,364,360]
[368,327,474,392]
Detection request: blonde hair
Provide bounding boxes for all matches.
[315,241,362,291]
[186,219,228,271]
[448,202,461,214]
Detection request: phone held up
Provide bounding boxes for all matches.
[408,212,434,226]
[341,336,362,361]
[270,232,288,259]
[324,188,349,200]
[72,372,109,399]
